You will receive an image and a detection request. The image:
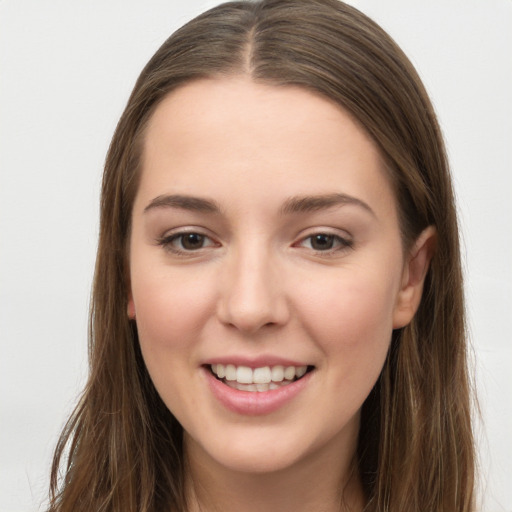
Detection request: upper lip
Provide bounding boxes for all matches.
[203,355,312,368]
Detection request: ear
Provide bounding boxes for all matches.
[127,292,136,319]
[392,226,436,329]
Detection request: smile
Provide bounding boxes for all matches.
[205,362,315,415]
[210,364,311,392]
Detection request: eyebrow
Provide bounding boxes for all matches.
[280,193,375,217]
[143,192,375,217]
[144,194,221,214]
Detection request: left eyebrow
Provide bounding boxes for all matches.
[280,193,376,218]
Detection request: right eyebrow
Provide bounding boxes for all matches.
[143,194,221,214]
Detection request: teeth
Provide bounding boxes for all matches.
[271,366,284,382]
[236,366,253,384]
[254,366,271,384]
[225,364,236,381]
[225,380,292,392]
[211,363,309,388]
[216,364,225,378]
[296,366,307,378]
[284,366,296,380]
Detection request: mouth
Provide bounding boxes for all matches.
[207,363,315,392]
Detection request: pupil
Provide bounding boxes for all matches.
[311,234,334,250]
[182,233,204,250]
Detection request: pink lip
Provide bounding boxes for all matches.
[203,366,313,416]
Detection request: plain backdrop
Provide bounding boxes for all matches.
[1,1,511,511]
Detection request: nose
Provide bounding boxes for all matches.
[216,246,290,334]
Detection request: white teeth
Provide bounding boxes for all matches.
[253,366,271,384]
[225,380,290,392]
[225,364,236,381]
[284,366,296,380]
[216,364,225,378]
[236,366,253,384]
[235,383,257,392]
[296,365,307,378]
[211,363,310,388]
[271,365,284,382]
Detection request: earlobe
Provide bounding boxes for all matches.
[392,226,437,329]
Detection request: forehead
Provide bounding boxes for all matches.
[137,77,397,220]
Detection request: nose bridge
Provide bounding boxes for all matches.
[217,239,288,333]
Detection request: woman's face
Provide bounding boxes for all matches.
[128,78,426,476]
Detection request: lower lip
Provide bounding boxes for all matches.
[204,367,313,416]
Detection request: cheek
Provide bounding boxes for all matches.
[130,270,217,417]
[287,265,401,438]
[295,266,399,369]
[130,268,216,360]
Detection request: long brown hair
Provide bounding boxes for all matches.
[48,1,475,510]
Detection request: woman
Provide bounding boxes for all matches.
[48,1,475,510]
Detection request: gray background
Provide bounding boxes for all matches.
[1,1,511,510]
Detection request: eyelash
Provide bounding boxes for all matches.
[156,231,353,256]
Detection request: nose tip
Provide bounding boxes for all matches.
[220,296,284,334]
[216,254,289,334]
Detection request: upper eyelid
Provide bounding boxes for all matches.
[294,225,353,240]
[159,225,216,238]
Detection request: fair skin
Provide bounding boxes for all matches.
[128,77,434,512]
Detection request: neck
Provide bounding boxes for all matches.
[183,434,365,512]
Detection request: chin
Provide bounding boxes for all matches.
[213,449,305,476]
[185,427,316,475]
[184,415,358,478]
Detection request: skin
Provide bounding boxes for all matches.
[128,77,434,512]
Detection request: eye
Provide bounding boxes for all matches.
[157,231,217,254]
[298,233,353,252]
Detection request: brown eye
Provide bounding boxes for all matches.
[180,233,206,250]
[158,231,217,254]
[309,234,336,250]
[297,232,353,253]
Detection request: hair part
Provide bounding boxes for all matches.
[48,1,475,511]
